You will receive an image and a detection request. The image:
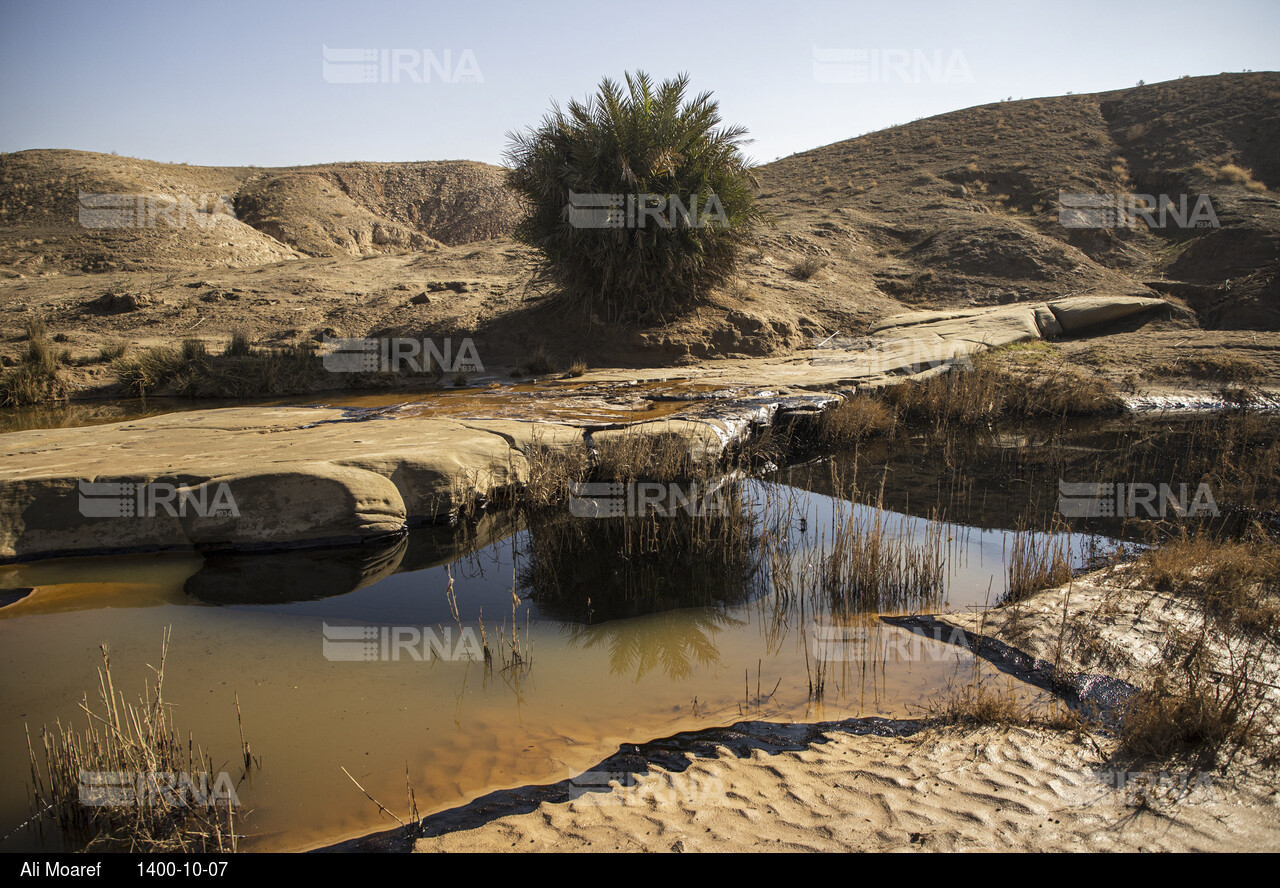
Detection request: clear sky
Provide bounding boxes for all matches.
[1,0,1277,168]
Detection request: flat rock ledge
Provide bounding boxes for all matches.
[0,294,1169,562]
[0,408,741,562]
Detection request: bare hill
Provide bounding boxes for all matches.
[0,151,521,273]
[0,73,1276,389]
[755,71,1279,330]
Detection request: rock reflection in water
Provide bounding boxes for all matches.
[184,511,526,605]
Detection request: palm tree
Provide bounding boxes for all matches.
[504,71,766,321]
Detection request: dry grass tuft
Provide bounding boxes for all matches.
[1138,535,1279,638]
[930,679,1085,733]
[788,256,828,281]
[0,319,69,407]
[522,344,556,376]
[818,395,896,446]
[25,629,247,852]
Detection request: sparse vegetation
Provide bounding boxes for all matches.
[25,630,248,851]
[0,319,69,407]
[113,340,323,399]
[788,256,827,281]
[1146,353,1264,384]
[882,352,1124,426]
[1138,534,1279,638]
[1004,529,1073,604]
[817,395,895,445]
[1119,660,1261,763]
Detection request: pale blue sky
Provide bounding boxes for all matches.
[1,0,1276,167]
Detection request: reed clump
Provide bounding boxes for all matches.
[593,428,719,483]
[25,629,248,852]
[518,480,763,622]
[1004,529,1073,604]
[767,467,947,614]
[518,434,592,511]
[817,395,896,446]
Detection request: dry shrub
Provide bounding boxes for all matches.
[883,361,1122,425]
[818,395,895,445]
[1120,669,1257,761]
[1140,535,1280,638]
[788,256,827,281]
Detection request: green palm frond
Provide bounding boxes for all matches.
[504,70,767,321]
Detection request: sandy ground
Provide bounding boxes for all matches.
[413,723,1280,852]
[412,570,1280,853]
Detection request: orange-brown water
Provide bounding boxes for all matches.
[0,378,726,433]
[0,478,1078,852]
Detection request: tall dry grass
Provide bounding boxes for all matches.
[25,629,248,852]
[1004,529,1073,604]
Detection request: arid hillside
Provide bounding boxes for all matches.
[0,152,521,271]
[0,72,1276,390]
[755,71,1279,332]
